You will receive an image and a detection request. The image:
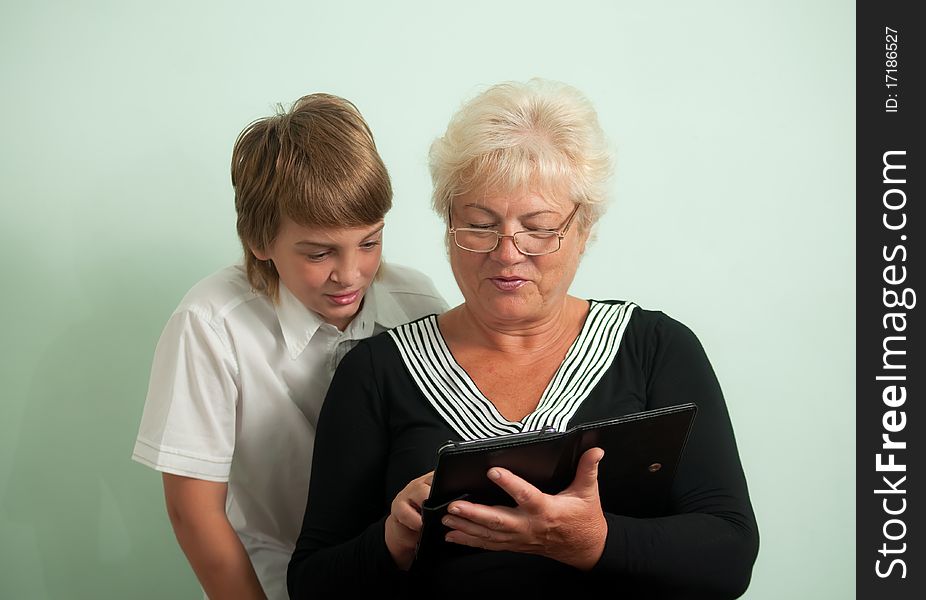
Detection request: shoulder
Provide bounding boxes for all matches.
[589,299,688,331]
[333,329,407,389]
[376,262,444,299]
[589,299,703,354]
[371,262,448,320]
[347,312,438,371]
[371,312,437,353]
[172,264,270,328]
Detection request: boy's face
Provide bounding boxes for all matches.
[254,217,384,330]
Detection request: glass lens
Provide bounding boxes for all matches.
[455,229,498,252]
[513,231,559,255]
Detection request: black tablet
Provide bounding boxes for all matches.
[414,403,698,566]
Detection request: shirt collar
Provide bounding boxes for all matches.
[274,279,412,359]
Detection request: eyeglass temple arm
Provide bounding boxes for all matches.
[558,204,581,237]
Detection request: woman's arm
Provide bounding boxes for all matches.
[589,314,759,598]
[287,341,407,597]
[162,474,266,600]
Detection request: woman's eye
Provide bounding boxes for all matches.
[306,252,330,262]
[468,223,496,230]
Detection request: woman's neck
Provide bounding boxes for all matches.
[444,296,589,356]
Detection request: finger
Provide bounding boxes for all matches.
[393,499,424,531]
[442,514,513,545]
[444,530,507,551]
[388,512,418,536]
[408,484,432,509]
[445,501,518,533]
[406,475,436,509]
[568,447,605,494]
[486,467,543,510]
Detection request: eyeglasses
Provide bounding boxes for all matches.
[448,203,580,256]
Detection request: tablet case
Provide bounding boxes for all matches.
[414,403,697,567]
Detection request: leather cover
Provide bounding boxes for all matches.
[413,403,697,567]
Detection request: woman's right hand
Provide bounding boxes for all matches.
[385,471,433,570]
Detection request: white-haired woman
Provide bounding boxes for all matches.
[288,79,759,598]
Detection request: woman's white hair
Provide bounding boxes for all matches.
[429,78,613,231]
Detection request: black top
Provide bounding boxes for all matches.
[288,301,759,599]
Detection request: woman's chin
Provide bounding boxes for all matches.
[478,295,540,323]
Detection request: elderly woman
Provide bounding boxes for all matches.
[288,79,759,598]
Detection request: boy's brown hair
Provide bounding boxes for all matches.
[232,93,392,300]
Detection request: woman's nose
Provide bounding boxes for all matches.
[491,233,524,263]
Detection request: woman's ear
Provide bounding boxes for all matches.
[577,226,591,256]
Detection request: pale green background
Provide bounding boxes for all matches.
[0,1,854,598]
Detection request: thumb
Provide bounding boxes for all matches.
[570,447,605,494]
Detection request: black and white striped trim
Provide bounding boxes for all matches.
[388,301,636,440]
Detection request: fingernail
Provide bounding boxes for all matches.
[448,505,460,515]
[442,516,453,526]
[488,469,501,480]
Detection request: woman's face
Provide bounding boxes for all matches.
[449,188,588,327]
[254,217,384,330]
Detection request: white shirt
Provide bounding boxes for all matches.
[132,262,447,599]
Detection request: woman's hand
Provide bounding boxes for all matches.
[385,471,433,571]
[441,447,607,571]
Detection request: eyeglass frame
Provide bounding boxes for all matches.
[447,202,581,256]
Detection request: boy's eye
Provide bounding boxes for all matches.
[306,252,330,262]
[361,240,382,250]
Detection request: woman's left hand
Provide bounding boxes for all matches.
[441,447,608,570]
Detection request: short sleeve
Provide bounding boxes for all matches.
[131,309,239,482]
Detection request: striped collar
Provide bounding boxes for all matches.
[388,301,636,440]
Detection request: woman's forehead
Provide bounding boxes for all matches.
[455,188,573,216]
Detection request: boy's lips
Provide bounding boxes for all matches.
[326,290,361,305]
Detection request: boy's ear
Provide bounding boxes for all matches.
[250,245,270,261]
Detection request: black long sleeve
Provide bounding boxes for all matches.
[287,342,407,597]
[589,314,759,598]
[288,302,758,598]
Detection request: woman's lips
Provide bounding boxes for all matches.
[490,277,528,292]
[326,290,361,305]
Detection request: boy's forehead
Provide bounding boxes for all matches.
[282,217,385,243]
